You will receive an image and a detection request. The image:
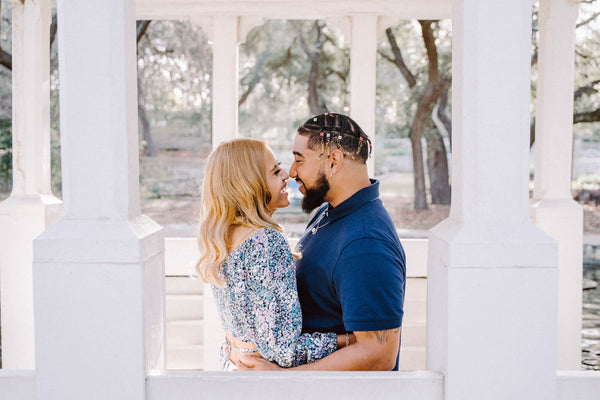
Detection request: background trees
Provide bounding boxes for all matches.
[0,1,598,216]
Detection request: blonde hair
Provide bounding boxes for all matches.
[195,138,282,286]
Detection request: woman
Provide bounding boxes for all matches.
[196,138,350,370]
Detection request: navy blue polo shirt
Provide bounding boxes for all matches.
[295,180,406,370]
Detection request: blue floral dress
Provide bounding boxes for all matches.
[211,227,338,368]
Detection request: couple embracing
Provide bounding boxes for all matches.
[196,113,406,371]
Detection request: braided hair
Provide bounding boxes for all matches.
[297,113,372,164]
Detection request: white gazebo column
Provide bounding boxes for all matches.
[349,15,377,175]
[192,15,240,370]
[32,1,165,399]
[0,0,61,369]
[427,1,558,399]
[530,0,582,371]
[211,16,239,148]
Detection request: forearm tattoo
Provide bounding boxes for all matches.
[371,328,401,344]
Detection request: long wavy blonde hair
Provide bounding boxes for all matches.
[196,138,282,286]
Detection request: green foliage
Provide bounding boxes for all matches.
[0,118,11,193]
[238,20,350,152]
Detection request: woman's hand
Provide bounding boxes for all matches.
[237,355,283,371]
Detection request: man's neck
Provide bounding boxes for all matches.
[327,174,372,208]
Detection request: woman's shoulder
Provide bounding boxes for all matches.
[249,227,291,256]
[254,226,287,243]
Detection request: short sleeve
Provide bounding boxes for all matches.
[332,237,406,332]
[244,229,337,367]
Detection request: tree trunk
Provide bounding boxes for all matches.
[423,118,451,205]
[137,76,156,157]
[437,85,452,149]
[409,126,428,210]
[293,20,328,115]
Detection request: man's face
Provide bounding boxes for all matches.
[289,134,331,213]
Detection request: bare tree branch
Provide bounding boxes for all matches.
[419,20,439,82]
[574,108,600,124]
[50,14,58,46]
[576,11,600,28]
[291,20,312,57]
[0,49,11,71]
[383,27,417,88]
[136,20,152,44]
[574,79,600,101]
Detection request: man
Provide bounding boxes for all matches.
[239,113,406,371]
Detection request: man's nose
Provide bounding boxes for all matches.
[288,164,297,178]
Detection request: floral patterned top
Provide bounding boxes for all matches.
[211,227,338,368]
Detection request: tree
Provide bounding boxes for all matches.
[530,1,600,146]
[381,21,451,209]
[238,20,348,144]
[292,20,329,115]
[136,20,156,157]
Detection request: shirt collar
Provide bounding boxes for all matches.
[326,179,380,222]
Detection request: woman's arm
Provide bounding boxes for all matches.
[244,229,339,367]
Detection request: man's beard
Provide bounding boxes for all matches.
[301,172,330,213]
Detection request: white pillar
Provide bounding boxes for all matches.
[211,16,239,148]
[427,1,558,399]
[0,0,61,370]
[349,15,377,175]
[530,0,582,371]
[33,1,165,399]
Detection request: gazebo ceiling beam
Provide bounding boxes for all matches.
[135,0,452,20]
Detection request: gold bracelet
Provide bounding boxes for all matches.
[345,332,349,347]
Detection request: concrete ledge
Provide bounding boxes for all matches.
[147,370,444,400]
[558,371,600,400]
[0,370,35,400]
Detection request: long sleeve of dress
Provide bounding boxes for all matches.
[241,229,337,367]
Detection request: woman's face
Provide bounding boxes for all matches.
[265,149,290,213]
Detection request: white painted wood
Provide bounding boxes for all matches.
[349,15,377,175]
[146,371,445,400]
[0,0,61,370]
[377,16,402,42]
[427,1,559,400]
[164,237,200,276]
[0,371,35,400]
[167,320,204,346]
[239,16,266,43]
[530,0,583,371]
[212,16,239,148]
[325,16,351,43]
[167,345,204,370]
[557,371,600,400]
[404,238,428,277]
[32,1,166,399]
[165,275,204,294]
[135,0,452,20]
[166,294,203,321]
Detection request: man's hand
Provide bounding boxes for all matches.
[236,355,283,371]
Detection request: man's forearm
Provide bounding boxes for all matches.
[290,328,401,371]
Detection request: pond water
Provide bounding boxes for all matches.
[582,244,600,370]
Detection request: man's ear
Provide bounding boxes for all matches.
[329,148,345,174]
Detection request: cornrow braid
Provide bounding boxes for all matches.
[297,113,372,163]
